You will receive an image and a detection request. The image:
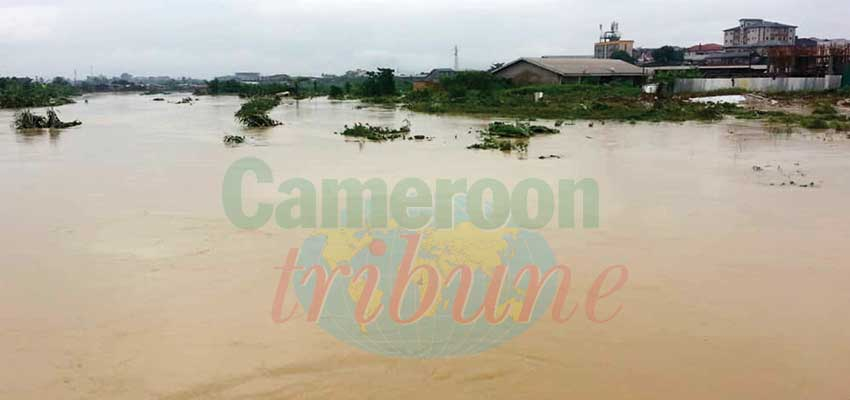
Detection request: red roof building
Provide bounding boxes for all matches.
[687,44,725,54]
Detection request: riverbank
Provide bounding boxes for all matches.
[361,77,850,131]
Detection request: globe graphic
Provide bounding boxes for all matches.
[292,197,558,358]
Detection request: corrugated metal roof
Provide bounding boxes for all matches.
[687,43,724,52]
[496,57,646,77]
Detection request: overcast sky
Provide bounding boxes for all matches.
[1,0,847,79]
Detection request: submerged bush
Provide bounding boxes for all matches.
[235,97,282,127]
[831,121,850,131]
[467,136,527,153]
[14,109,82,129]
[467,121,556,152]
[802,118,830,130]
[812,102,838,116]
[335,122,410,141]
[223,135,246,145]
[485,121,559,138]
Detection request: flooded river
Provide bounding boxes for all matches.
[1,93,849,399]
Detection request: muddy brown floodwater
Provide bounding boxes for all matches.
[1,93,849,399]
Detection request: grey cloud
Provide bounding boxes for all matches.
[0,0,845,78]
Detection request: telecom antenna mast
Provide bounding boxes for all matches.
[454,45,459,70]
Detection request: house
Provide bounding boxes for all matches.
[234,72,261,82]
[687,43,725,54]
[492,57,647,85]
[412,68,457,90]
[686,44,725,65]
[261,74,292,83]
[344,69,370,78]
[634,48,655,65]
[724,19,797,53]
[685,43,725,64]
[703,51,761,66]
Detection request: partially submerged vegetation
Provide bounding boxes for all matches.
[467,121,557,152]
[731,97,850,131]
[14,109,82,129]
[467,136,528,152]
[484,121,559,137]
[235,97,282,128]
[335,122,411,141]
[764,109,849,131]
[1,77,79,109]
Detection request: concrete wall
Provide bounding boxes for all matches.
[674,75,843,93]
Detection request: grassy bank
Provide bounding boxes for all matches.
[397,72,850,129]
[404,82,748,122]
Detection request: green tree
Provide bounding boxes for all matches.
[440,71,511,99]
[360,68,396,97]
[328,85,345,99]
[611,50,636,64]
[651,46,685,66]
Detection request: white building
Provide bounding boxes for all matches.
[724,19,797,50]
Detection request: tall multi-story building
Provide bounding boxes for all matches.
[723,19,797,51]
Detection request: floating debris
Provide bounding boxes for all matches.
[152,98,165,102]
[176,97,194,105]
[753,162,820,188]
[538,154,562,160]
[689,95,747,105]
[223,135,246,145]
[14,109,82,129]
